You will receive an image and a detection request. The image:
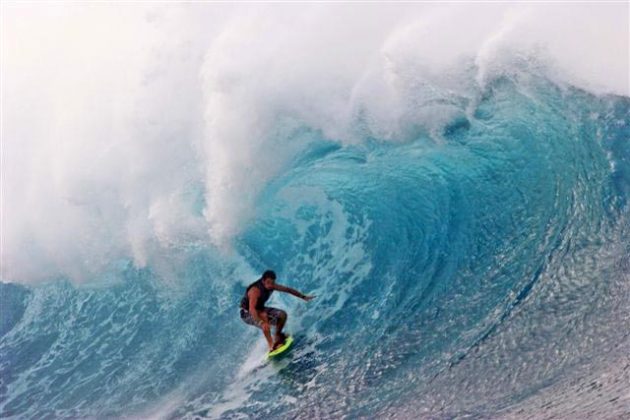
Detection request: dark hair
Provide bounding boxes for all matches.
[262,270,276,280]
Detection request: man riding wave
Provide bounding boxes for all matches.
[240,270,315,351]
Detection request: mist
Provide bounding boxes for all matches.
[2,3,628,284]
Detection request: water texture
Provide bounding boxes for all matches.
[2,4,629,419]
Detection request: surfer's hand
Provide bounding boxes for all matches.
[258,311,269,324]
[303,295,316,302]
[260,320,271,332]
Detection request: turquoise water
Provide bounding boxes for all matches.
[2,71,629,418]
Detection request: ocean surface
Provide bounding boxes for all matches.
[2,4,629,419]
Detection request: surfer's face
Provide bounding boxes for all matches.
[263,277,275,289]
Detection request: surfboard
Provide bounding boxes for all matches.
[267,335,294,359]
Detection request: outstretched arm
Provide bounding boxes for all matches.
[273,283,316,301]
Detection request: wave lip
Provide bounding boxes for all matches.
[2,3,629,419]
[3,3,629,285]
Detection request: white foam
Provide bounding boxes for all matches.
[205,339,279,419]
[2,3,628,284]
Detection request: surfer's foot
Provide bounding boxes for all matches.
[273,332,287,349]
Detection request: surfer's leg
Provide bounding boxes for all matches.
[263,307,287,349]
[241,309,274,350]
[266,308,287,346]
[260,322,274,351]
[275,310,287,338]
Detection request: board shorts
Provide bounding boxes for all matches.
[240,307,284,328]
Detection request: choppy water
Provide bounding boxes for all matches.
[2,4,629,419]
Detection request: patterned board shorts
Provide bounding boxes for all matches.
[240,307,284,327]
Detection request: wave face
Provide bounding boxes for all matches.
[2,4,629,419]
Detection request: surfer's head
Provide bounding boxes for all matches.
[261,270,276,289]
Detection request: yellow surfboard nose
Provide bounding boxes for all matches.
[267,335,294,358]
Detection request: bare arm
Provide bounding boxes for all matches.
[247,287,273,350]
[272,284,316,301]
[248,288,269,324]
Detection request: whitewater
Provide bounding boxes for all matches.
[1,3,629,419]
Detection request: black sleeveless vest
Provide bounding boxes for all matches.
[240,279,273,311]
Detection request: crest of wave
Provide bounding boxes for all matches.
[2,3,627,284]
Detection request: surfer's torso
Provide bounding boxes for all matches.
[240,279,273,311]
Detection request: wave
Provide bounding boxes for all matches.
[2,3,629,418]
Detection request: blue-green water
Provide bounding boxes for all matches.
[2,72,629,418]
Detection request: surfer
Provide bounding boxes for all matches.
[240,270,315,351]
